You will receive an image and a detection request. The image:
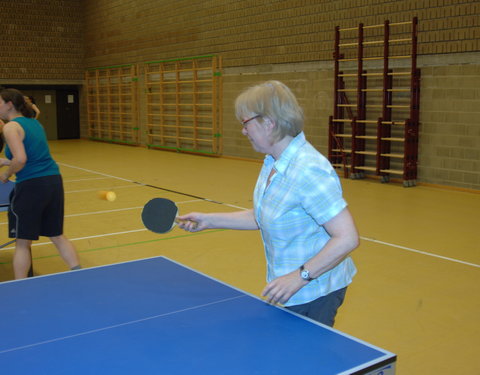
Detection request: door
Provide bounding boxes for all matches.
[56,90,80,139]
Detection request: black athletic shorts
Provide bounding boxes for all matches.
[8,175,64,240]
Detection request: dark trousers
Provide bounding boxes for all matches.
[285,287,348,327]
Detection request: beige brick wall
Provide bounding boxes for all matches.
[418,61,480,188]
[81,0,480,69]
[0,0,84,81]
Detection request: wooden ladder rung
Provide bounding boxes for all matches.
[360,72,411,77]
[380,169,403,175]
[109,130,132,135]
[389,20,414,27]
[356,120,377,124]
[363,55,412,61]
[360,71,412,77]
[364,105,410,109]
[339,37,412,46]
[338,38,411,47]
[337,104,356,107]
[332,118,353,123]
[338,26,360,32]
[363,40,385,46]
[355,136,377,139]
[151,135,213,142]
[381,153,404,158]
[389,72,411,76]
[381,121,405,125]
[355,151,377,155]
[381,137,405,142]
[157,114,213,119]
[332,133,352,138]
[355,166,377,171]
[389,38,412,44]
[332,149,352,153]
[337,87,410,92]
[390,55,412,59]
[332,163,352,168]
[338,42,359,47]
[362,24,385,30]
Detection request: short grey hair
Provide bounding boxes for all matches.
[235,80,304,142]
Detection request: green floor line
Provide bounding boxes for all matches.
[0,229,226,265]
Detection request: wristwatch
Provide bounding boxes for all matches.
[299,264,314,282]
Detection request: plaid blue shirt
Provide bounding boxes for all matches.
[254,132,357,306]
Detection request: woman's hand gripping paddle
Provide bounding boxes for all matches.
[141,198,196,233]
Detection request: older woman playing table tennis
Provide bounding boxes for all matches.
[178,81,359,326]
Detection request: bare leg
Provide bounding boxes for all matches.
[50,235,80,269]
[13,239,33,279]
[27,246,34,277]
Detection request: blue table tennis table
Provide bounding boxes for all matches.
[0,256,396,374]
[0,180,13,212]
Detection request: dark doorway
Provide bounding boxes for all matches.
[4,84,81,140]
[56,89,80,139]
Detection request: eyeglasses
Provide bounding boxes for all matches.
[241,114,261,126]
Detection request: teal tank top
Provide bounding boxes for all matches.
[5,117,60,183]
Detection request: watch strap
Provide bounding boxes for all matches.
[300,264,314,281]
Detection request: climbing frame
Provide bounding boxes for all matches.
[329,18,420,187]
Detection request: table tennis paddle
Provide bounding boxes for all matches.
[141,198,195,233]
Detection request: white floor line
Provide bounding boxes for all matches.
[65,184,138,194]
[58,163,135,183]
[66,206,143,217]
[0,207,140,226]
[63,177,110,183]
[360,236,480,268]
[0,229,148,251]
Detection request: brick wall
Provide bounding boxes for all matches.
[83,0,479,68]
[2,0,477,83]
[418,61,480,188]
[0,0,84,81]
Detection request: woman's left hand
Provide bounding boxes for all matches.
[261,270,307,305]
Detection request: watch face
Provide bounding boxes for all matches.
[301,270,309,279]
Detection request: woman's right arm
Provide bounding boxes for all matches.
[177,209,258,232]
[0,122,26,182]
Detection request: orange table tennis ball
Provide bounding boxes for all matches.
[98,191,116,202]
